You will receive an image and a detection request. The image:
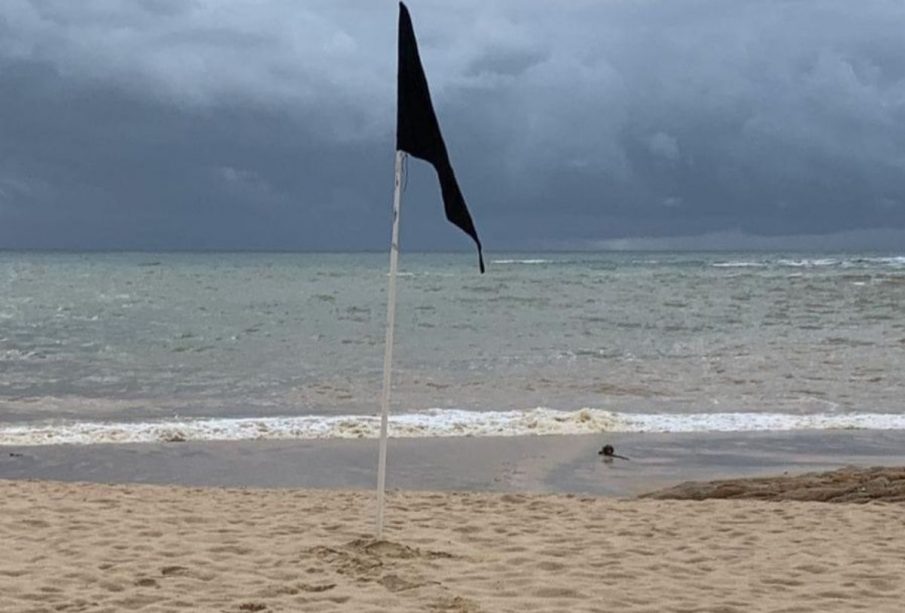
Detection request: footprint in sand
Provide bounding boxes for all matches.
[379,573,431,592]
[428,595,480,612]
[298,583,336,593]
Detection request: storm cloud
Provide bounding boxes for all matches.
[2,0,904,251]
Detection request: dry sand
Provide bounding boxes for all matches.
[2,477,904,613]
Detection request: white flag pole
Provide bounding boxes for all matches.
[376,149,405,539]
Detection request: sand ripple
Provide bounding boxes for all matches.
[1,479,904,612]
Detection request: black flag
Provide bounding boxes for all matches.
[397,2,485,273]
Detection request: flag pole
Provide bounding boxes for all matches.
[376,149,405,539]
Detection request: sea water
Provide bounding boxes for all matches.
[1,251,904,445]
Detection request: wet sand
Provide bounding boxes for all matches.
[5,429,905,495]
[643,465,905,502]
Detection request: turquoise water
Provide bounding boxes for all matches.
[1,251,904,443]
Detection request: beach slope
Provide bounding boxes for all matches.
[641,465,905,503]
[1,477,903,612]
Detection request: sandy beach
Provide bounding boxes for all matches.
[2,474,904,613]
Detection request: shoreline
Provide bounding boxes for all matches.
[5,429,905,496]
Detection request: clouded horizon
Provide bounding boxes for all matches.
[2,0,905,252]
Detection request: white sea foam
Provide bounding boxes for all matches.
[777,258,840,268]
[491,259,552,265]
[711,261,767,268]
[3,408,905,446]
[713,256,905,270]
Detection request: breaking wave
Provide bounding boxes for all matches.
[712,256,905,269]
[491,259,553,265]
[3,408,905,446]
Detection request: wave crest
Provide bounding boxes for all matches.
[4,408,905,446]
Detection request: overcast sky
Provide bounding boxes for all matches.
[2,0,905,252]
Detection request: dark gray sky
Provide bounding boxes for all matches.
[2,0,905,252]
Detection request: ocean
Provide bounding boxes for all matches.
[1,251,904,445]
